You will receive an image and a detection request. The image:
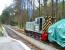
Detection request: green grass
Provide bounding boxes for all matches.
[0,32,3,36]
[0,26,3,36]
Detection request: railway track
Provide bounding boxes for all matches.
[13,28,64,50]
[4,26,42,50]
[4,25,65,50]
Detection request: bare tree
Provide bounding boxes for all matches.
[62,0,65,18]
[43,0,48,16]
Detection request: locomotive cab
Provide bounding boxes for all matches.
[34,17,45,33]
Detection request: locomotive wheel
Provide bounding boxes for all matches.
[33,32,40,40]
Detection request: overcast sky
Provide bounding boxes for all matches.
[0,0,13,15]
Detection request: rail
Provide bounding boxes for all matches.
[4,25,59,50]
